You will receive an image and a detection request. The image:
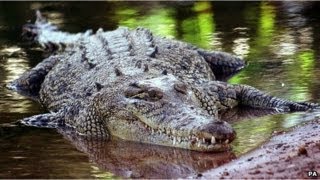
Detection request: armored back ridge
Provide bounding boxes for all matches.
[8,11,318,152]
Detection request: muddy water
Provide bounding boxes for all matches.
[1,2,320,178]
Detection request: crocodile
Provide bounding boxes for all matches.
[8,11,317,152]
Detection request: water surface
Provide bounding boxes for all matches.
[1,1,320,178]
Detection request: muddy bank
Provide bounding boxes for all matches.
[193,119,320,179]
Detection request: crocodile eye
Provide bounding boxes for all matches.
[174,82,188,95]
[125,85,163,101]
[124,86,144,98]
[147,88,163,100]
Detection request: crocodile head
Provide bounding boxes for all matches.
[101,75,236,152]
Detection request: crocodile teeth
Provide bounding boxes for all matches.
[202,138,205,143]
[224,139,229,144]
[197,142,201,147]
[172,130,176,135]
[161,128,165,133]
[177,137,181,143]
[211,136,216,144]
[173,137,176,145]
[167,128,171,135]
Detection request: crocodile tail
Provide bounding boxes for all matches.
[22,10,90,52]
[35,10,48,24]
[234,84,318,112]
[22,10,56,41]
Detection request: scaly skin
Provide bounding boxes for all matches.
[8,11,317,152]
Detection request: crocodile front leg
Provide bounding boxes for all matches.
[234,84,318,112]
[194,81,317,115]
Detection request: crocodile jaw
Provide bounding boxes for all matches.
[106,98,235,152]
[108,113,235,152]
[137,114,234,152]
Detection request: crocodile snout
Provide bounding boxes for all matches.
[199,120,236,143]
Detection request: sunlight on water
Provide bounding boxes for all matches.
[0,46,40,114]
[3,57,29,83]
[210,32,223,51]
[90,165,117,179]
[30,2,44,10]
[46,12,65,25]
[278,40,297,57]
[0,46,21,55]
[232,37,250,58]
[232,27,250,59]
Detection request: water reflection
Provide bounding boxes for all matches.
[58,128,235,178]
[232,36,250,58]
[0,125,105,179]
[275,33,298,57]
[181,2,215,49]
[298,27,313,49]
[117,6,177,38]
[3,57,29,84]
[258,2,276,46]
[0,46,22,55]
